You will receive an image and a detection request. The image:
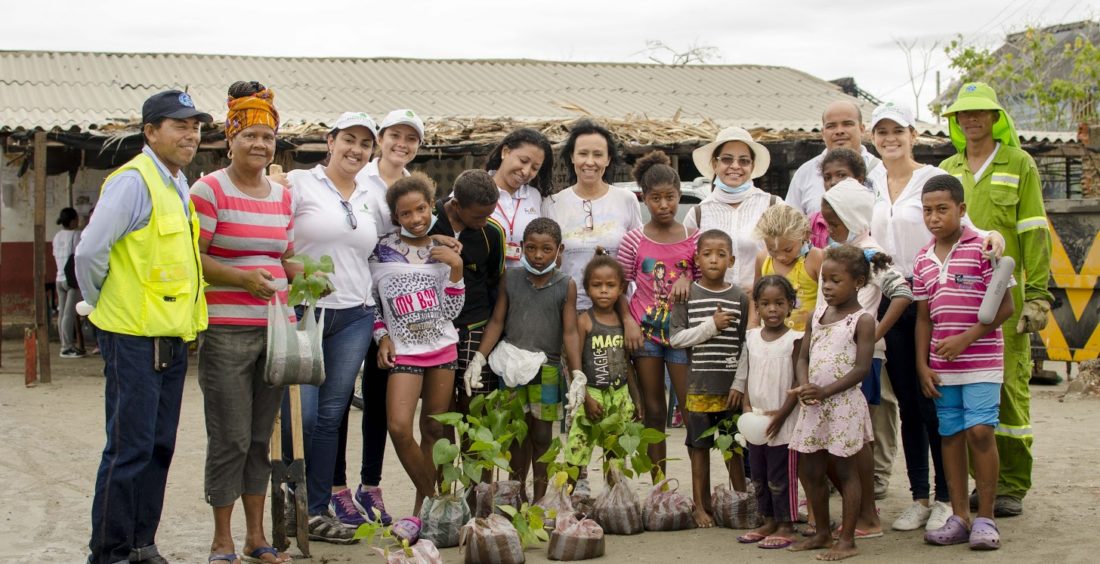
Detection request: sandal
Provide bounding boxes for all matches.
[242,546,292,563]
[924,515,970,546]
[209,553,239,564]
[737,532,767,543]
[759,535,796,549]
[969,517,1000,550]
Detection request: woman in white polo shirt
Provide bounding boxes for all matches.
[283,111,381,542]
[483,128,555,268]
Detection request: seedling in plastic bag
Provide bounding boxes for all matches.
[286,254,335,306]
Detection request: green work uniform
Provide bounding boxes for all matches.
[940,143,1053,499]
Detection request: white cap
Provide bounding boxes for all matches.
[379,109,425,141]
[332,112,379,138]
[870,102,914,129]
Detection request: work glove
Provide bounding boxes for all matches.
[1015,299,1051,334]
[463,351,487,396]
[566,370,588,410]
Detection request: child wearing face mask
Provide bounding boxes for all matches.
[470,217,583,503]
[752,205,821,331]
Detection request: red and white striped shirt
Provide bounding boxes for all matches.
[190,170,294,326]
[912,227,1007,385]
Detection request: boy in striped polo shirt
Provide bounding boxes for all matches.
[914,175,1015,550]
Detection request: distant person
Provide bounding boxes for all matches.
[938,83,1053,517]
[784,100,882,215]
[53,206,84,358]
[76,90,212,564]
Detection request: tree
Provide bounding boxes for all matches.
[639,39,722,66]
[895,37,941,122]
[939,24,1100,129]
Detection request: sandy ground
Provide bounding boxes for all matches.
[1,344,1097,564]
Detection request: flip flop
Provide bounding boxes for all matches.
[758,535,796,549]
[832,526,884,539]
[209,553,239,564]
[242,546,292,563]
[737,532,767,543]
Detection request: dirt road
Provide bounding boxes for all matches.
[1,347,1096,563]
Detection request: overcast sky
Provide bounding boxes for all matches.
[2,0,1094,121]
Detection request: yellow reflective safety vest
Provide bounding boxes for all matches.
[89,153,208,341]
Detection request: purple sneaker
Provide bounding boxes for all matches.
[354,485,394,525]
[330,489,367,527]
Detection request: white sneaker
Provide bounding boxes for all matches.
[892,501,932,531]
[926,501,952,531]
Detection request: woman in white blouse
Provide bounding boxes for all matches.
[484,128,555,268]
[684,127,780,294]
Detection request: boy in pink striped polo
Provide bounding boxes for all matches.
[913,175,1015,550]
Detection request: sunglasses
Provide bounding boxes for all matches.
[339,200,358,230]
[583,199,593,231]
[715,155,754,168]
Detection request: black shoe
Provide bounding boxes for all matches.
[968,489,979,511]
[993,495,1022,517]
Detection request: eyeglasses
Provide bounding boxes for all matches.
[715,155,754,168]
[339,200,358,230]
[582,199,594,231]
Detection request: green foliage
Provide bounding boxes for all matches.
[353,515,413,559]
[698,416,743,463]
[941,25,1100,128]
[429,389,530,494]
[498,503,550,548]
[286,254,336,306]
[539,397,668,483]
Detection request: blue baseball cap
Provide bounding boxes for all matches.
[142,90,213,125]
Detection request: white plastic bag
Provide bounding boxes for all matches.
[488,340,546,388]
[265,295,325,387]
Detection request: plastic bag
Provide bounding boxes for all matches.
[642,478,696,531]
[375,539,443,564]
[265,295,325,387]
[712,484,762,529]
[419,493,472,548]
[459,514,525,564]
[474,480,525,519]
[535,473,574,529]
[547,512,604,561]
[570,494,595,518]
[488,340,546,387]
[592,465,643,535]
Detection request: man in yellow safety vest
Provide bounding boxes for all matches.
[75,90,211,564]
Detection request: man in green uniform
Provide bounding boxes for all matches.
[939,82,1053,517]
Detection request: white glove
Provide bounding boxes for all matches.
[464,351,487,396]
[75,301,95,316]
[567,370,588,410]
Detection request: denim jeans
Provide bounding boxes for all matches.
[283,305,373,516]
[87,330,187,564]
[880,298,949,502]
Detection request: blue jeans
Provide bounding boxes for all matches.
[283,305,373,516]
[88,330,187,564]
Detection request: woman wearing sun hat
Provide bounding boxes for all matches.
[684,126,779,293]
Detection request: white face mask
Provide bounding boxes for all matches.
[520,252,557,276]
[400,213,438,238]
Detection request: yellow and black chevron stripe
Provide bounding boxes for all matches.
[1035,201,1100,362]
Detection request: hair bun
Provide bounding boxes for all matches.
[593,246,609,256]
[227,80,264,99]
[631,150,671,184]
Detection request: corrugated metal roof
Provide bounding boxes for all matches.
[0,51,872,133]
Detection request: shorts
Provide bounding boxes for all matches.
[633,339,688,364]
[564,385,635,467]
[390,361,458,377]
[506,364,563,422]
[685,409,735,449]
[455,323,498,396]
[861,358,883,406]
[934,382,1001,436]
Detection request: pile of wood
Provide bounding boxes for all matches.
[1063,359,1100,399]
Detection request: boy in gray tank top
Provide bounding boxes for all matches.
[467,218,583,502]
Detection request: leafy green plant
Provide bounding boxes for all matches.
[498,503,550,548]
[353,516,415,559]
[538,399,667,482]
[429,389,531,495]
[286,254,335,306]
[698,415,744,463]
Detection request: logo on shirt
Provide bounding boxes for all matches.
[953,273,983,286]
[392,288,439,316]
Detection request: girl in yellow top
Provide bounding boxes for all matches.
[752,205,822,331]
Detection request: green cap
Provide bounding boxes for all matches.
[943,82,1006,116]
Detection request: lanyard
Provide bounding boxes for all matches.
[496,194,522,238]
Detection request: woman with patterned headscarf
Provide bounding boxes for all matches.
[190,81,293,564]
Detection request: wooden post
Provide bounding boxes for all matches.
[32,131,51,383]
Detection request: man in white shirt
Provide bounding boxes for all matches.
[784,100,882,215]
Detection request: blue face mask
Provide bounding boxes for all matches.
[520,253,557,276]
[800,242,810,256]
[714,177,752,194]
[400,213,438,238]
